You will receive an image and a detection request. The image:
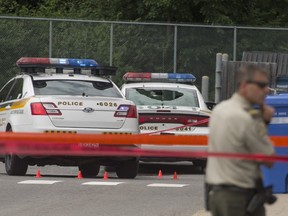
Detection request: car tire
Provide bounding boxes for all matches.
[79,163,100,178]
[116,158,139,179]
[5,154,28,176]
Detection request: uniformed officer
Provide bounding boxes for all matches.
[205,64,275,216]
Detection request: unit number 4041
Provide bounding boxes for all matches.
[175,127,192,131]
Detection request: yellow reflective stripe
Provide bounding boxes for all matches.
[103,132,132,135]
[11,98,30,109]
[44,130,77,134]
[0,98,30,113]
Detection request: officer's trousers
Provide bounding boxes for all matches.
[209,189,265,216]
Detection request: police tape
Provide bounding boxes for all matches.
[1,132,288,146]
[0,132,208,145]
[141,118,210,135]
[1,142,288,163]
[0,132,288,162]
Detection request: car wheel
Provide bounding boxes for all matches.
[116,158,139,179]
[5,154,28,176]
[79,163,100,178]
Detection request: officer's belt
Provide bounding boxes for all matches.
[211,184,256,193]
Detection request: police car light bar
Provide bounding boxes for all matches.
[92,66,117,76]
[16,57,117,76]
[17,57,98,68]
[123,72,196,82]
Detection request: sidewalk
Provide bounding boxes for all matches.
[267,194,287,216]
[192,194,287,216]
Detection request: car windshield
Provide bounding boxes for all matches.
[33,80,122,98]
[126,87,199,107]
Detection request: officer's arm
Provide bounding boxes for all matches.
[260,105,275,125]
[263,159,274,168]
[244,121,275,168]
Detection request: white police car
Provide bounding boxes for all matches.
[0,57,139,178]
[121,72,210,168]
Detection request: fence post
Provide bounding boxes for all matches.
[201,76,209,102]
[173,25,177,73]
[215,53,223,103]
[233,27,237,61]
[110,24,114,66]
[222,53,229,62]
[49,20,53,58]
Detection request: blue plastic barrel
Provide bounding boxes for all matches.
[263,93,288,193]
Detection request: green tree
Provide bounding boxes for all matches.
[3,0,288,27]
[0,19,49,86]
[2,0,288,96]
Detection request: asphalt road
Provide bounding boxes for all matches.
[0,162,206,216]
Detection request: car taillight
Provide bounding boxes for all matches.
[114,105,137,118]
[126,105,137,118]
[139,116,146,124]
[183,116,209,127]
[31,103,47,115]
[31,102,62,115]
[139,114,209,126]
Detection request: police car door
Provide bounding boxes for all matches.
[0,79,17,132]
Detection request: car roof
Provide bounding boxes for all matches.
[121,82,198,90]
[16,73,111,83]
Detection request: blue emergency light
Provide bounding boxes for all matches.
[16,57,117,76]
[17,57,98,68]
[123,72,196,83]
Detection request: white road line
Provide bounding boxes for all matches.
[147,183,189,188]
[82,181,125,186]
[18,180,62,185]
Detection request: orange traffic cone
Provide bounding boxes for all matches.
[103,171,109,179]
[35,169,42,178]
[158,170,163,178]
[76,171,83,179]
[173,171,178,180]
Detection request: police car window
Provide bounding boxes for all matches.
[126,87,199,107]
[33,80,122,98]
[0,79,15,103]
[7,78,23,101]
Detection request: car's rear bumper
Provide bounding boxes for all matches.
[139,144,207,162]
[12,124,139,134]
[22,155,138,166]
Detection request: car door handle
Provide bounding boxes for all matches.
[5,105,11,110]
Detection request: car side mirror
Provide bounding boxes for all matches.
[205,101,217,110]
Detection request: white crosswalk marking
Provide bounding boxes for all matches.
[82,181,125,186]
[147,183,189,187]
[18,180,62,185]
[17,180,190,187]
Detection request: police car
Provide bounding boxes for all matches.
[0,57,139,179]
[121,72,210,168]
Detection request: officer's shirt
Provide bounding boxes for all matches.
[206,93,274,188]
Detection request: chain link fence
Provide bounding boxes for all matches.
[1,16,288,100]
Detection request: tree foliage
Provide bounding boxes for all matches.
[1,0,288,96]
[2,0,288,26]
